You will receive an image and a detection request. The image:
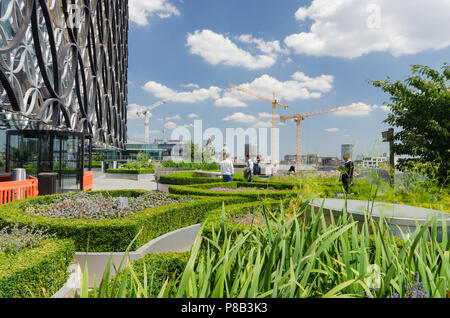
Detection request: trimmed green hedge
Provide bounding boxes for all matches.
[158,171,260,185]
[168,181,301,200]
[0,238,75,298]
[161,161,220,171]
[85,161,102,168]
[0,191,249,252]
[106,168,155,174]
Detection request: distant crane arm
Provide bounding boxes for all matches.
[280,104,364,122]
[228,83,288,108]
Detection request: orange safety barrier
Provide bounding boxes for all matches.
[83,171,93,191]
[0,176,39,206]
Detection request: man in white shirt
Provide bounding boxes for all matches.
[220,153,234,182]
[245,155,254,182]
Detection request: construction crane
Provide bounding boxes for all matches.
[136,100,167,144]
[228,83,288,164]
[280,104,365,172]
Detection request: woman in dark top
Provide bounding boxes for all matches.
[340,154,354,194]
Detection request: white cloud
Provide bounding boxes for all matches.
[223,72,332,104]
[253,121,272,129]
[127,103,143,120]
[258,112,273,119]
[214,97,247,108]
[291,72,334,92]
[222,112,280,128]
[165,114,181,121]
[325,128,340,133]
[186,30,277,70]
[129,0,180,26]
[375,105,390,112]
[164,121,193,130]
[187,113,199,118]
[142,81,221,103]
[164,121,177,129]
[237,34,289,57]
[285,0,450,58]
[223,112,258,124]
[333,103,376,116]
[181,83,200,89]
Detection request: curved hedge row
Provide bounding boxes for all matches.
[106,168,155,174]
[0,238,75,298]
[0,190,249,252]
[168,181,301,200]
[158,171,255,185]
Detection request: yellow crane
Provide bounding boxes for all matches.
[280,104,365,172]
[228,83,288,164]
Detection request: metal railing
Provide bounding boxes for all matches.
[0,176,39,206]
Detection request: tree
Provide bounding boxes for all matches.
[371,63,449,185]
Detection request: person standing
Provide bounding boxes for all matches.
[220,153,234,182]
[253,155,261,176]
[245,155,254,182]
[272,163,279,176]
[340,153,354,194]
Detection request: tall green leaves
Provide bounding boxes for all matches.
[74,199,449,298]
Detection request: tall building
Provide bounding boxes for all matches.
[0,1,129,192]
[245,143,257,159]
[341,144,355,160]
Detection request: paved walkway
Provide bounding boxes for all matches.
[92,171,157,191]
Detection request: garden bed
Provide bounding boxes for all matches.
[0,232,75,298]
[168,181,299,200]
[105,168,155,181]
[158,171,254,185]
[0,190,248,252]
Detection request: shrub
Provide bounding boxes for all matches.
[106,168,155,174]
[0,191,248,252]
[23,192,193,220]
[85,161,102,168]
[168,182,299,201]
[161,161,219,171]
[158,171,258,185]
[0,238,75,298]
[0,224,54,255]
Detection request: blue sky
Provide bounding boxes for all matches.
[126,0,450,159]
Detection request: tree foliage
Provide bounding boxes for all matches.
[371,63,449,185]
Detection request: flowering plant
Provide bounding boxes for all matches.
[24,192,193,220]
[0,224,54,256]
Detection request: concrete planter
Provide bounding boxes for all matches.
[154,168,196,182]
[309,198,450,242]
[194,171,221,178]
[157,183,171,193]
[105,173,156,181]
[52,224,201,297]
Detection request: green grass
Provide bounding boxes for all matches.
[74,198,449,298]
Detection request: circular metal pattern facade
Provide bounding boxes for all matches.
[0,0,128,149]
